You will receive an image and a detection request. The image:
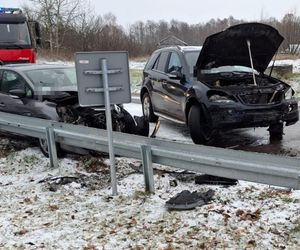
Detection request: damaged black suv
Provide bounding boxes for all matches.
[141,23,299,144]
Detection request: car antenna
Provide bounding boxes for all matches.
[246,39,257,86]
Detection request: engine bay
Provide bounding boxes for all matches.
[200,74,283,89]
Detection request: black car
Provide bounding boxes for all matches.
[0,64,148,156]
[140,23,299,144]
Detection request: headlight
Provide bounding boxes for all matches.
[209,95,235,103]
[285,88,293,100]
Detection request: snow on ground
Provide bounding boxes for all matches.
[0,107,299,249]
[0,58,299,249]
[37,58,74,66]
[129,61,146,70]
[0,141,299,249]
[36,57,300,73]
[37,58,147,70]
[272,59,300,73]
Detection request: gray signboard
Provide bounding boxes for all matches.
[75,51,131,107]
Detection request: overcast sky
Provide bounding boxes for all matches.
[2,0,299,27]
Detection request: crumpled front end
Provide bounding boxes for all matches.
[208,100,298,129]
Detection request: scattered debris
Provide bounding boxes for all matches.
[169,170,196,182]
[169,179,178,187]
[236,208,261,221]
[165,189,215,210]
[195,174,238,186]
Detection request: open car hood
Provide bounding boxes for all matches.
[196,23,284,74]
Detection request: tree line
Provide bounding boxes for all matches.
[24,0,300,58]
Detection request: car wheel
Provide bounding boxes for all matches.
[38,138,64,158]
[269,122,283,140]
[188,104,213,145]
[142,92,158,122]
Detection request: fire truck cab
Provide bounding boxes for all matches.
[0,7,41,64]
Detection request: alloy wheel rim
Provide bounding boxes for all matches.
[143,96,150,118]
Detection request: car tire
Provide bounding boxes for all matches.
[142,92,158,122]
[38,138,64,158]
[269,122,283,140]
[188,104,213,145]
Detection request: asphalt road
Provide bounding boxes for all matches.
[125,102,300,158]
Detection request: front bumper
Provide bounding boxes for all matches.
[208,100,299,129]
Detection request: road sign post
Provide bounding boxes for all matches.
[101,58,117,195]
[75,51,131,195]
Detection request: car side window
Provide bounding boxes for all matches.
[157,52,169,73]
[167,52,182,73]
[0,70,32,97]
[152,54,160,70]
[145,52,159,70]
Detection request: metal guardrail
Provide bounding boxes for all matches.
[0,111,299,191]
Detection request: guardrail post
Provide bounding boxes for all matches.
[46,126,58,168]
[141,145,154,193]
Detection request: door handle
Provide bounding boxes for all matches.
[0,103,6,107]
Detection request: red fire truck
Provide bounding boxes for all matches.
[0,7,41,64]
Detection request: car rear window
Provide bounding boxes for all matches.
[184,51,201,75]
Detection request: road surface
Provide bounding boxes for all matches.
[125,103,300,158]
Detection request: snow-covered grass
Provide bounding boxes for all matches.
[0,136,299,249]
[273,59,300,73]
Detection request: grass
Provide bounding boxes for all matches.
[291,221,300,233]
[23,154,40,165]
[130,69,143,94]
[275,53,300,60]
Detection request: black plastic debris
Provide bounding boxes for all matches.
[195,174,238,186]
[165,189,214,210]
[169,179,178,187]
[170,170,196,182]
[38,176,84,192]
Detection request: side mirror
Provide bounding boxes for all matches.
[9,89,26,98]
[168,70,183,80]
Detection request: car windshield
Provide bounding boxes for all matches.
[25,67,77,91]
[0,23,31,48]
[183,50,201,75]
[201,65,259,75]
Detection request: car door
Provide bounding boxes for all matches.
[0,69,34,116]
[150,51,170,114]
[162,51,188,121]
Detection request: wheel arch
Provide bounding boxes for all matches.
[140,87,149,102]
[185,98,210,124]
[185,97,200,125]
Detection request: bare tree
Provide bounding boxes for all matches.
[27,0,81,55]
[22,1,300,59]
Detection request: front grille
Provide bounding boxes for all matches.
[239,92,282,105]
